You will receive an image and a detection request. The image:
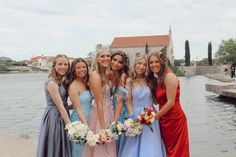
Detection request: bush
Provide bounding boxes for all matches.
[168,60,184,76]
[0,60,11,71]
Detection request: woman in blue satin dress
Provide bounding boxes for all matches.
[67,58,93,157]
[109,51,131,123]
[118,55,166,157]
[36,54,71,157]
[109,51,132,152]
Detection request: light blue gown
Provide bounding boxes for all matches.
[70,90,93,157]
[111,86,128,123]
[118,87,166,157]
[111,86,128,151]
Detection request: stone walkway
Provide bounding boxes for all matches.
[205,74,234,82]
[0,133,36,157]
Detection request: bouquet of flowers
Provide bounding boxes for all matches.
[109,121,125,140]
[65,121,90,144]
[123,118,142,137]
[137,107,156,132]
[86,130,99,146]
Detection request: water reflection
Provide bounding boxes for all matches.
[0,73,47,138]
[179,76,236,157]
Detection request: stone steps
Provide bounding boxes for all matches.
[205,82,236,98]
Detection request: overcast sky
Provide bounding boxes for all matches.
[0,0,235,61]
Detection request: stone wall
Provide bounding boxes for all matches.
[179,65,229,76]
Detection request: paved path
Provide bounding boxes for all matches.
[0,133,36,157]
[205,74,234,82]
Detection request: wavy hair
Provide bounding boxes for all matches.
[131,54,148,81]
[147,52,169,100]
[91,48,110,86]
[65,58,89,89]
[110,50,130,94]
[48,54,70,85]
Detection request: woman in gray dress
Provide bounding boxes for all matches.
[36,54,72,157]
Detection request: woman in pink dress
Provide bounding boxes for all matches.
[82,48,117,157]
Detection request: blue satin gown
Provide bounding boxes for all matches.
[118,87,166,157]
[111,86,129,152]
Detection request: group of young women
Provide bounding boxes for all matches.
[36,49,190,157]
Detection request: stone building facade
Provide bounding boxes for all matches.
[110,30,174,67]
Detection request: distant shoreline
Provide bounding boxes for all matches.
[0,71,47,74]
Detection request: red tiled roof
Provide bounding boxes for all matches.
[31,56,43,60]
[111,35,170,48]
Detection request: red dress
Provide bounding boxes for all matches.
[156,81,190,157]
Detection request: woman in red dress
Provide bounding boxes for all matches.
[147,52,190,157]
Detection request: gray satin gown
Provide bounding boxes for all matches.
[36,80,71,157]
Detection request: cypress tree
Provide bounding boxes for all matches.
[208,42,212,65]
[185,40,190,66]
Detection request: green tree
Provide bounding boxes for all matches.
[87,51,96,58]
[215,38,236,64]
[0,60,12,71]
[185,40,190,66]
[95,43,105,51]
[160,46,167,55]
[197,58,208,66]
[12,61,27,66]
[174,59,185,66]
[208,42,212,65]
[145,43,149,54]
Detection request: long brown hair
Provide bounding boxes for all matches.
[48,54,70,85]
[147,52,169,98]
[110,50,130,94]
[65,58,89,89]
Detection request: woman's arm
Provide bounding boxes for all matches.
[68,82,87,125]
[47,81,71,124]
[126,78,134,114]
[114,73,128,121]
[155,73,178,120]
[89,71,106,129]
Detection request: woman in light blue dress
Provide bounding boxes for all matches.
[118,55,166,157]
[66,58,93,157]
[109,51,131,123]
[109,51,131,152]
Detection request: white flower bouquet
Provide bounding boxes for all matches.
[86,130,99,146]
[123,118,143,137]
[65,121,90,145]
[109,121,125,140]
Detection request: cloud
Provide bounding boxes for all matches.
[0,0,235,60]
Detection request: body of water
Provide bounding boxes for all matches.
[0,73,235,157]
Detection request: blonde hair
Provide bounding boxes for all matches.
[91,48,110,85]
[131,54,148,80]
[48,54,70,85]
